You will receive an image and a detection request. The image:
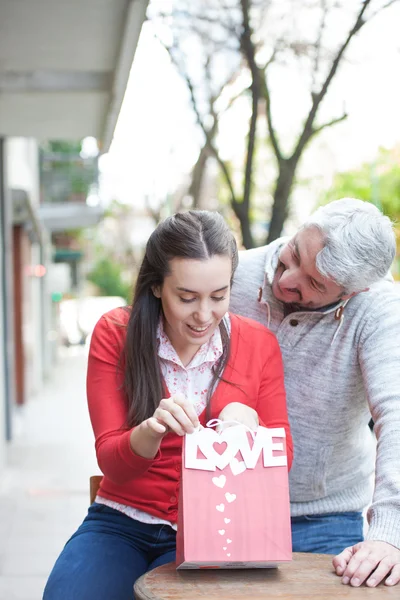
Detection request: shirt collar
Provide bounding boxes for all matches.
[156,317,224,369]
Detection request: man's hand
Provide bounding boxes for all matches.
[333,540,400,587]
[218,402,259,431]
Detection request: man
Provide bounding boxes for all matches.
[230,198,400,588]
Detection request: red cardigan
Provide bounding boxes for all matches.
[87,308,293,523]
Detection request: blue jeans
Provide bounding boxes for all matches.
[291,511,364,555]
[43,503,176,600]
[43,505,364,600]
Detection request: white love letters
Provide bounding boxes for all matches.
[185,425,287,473]
[230,457,246,476]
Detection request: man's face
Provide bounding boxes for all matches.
[271,226,346,309]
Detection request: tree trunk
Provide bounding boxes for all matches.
[232,201,255,249]
[188,143,211,209]
[267,159,297,244]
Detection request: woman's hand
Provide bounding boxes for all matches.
[142,393,200,438]
[130,394,200,459]
[218,402,259,431]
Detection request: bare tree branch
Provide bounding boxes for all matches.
[367,0,399,21]
[225,86,248,111]
[311,112,348,136]
[260,44,279,72]
[155,29,241,207]
[261,70,282,162]
[258,0,273,29]
[169,21,239,52]
[240,0,262,216]
[214,65,245,103]
[292,0,372,162]
[144,194,162,225]
[258,41,282,161]
[159,10,239,37]
[180,65,238,205]
[311,0,328,91]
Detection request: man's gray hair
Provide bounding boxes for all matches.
[303,198,396,293]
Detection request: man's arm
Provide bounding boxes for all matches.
[333,291,400,587]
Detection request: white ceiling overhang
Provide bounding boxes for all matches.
[0,0,148,151]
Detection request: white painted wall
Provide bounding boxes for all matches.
[7,138,40,206]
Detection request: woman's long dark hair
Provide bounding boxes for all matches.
[123,210,238,427]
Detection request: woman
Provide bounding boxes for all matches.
[44,210,293,599]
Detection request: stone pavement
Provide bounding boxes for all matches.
[0,346,99,600]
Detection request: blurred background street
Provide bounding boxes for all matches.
[0,346,97,599]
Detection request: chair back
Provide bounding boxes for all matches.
[90,475,103,504]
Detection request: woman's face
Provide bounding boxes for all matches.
[153,256,231,365]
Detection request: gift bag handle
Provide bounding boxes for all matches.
[204,418,257,441]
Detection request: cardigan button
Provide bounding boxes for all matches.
[170,496,177,503]
[289,319,299,327]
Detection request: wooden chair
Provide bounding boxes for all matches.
[90,475,103,504]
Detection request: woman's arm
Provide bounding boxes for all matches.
[87,312,199,483]
[256,331,293,469]
[87,313,160,483]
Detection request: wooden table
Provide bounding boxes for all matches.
[135,553,398,599]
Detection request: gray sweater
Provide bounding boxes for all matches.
[230,239,400,549]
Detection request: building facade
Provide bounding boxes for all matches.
[0,0,149,471]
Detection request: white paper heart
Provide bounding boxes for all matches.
[230,457,246,476]
[216,504,225,512]
[227,539,232,544]
[212,475,226,489]
[225,492,236,503]
[224,518,231,524]
[218,530,225,536]
[227,553,231,557]
[197,428,243,470]
[223,547,227,550]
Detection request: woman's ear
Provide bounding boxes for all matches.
[152,285,161,299]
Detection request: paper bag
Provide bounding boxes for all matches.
[176,420,292,569]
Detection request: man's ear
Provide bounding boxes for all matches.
[341,288,369,301]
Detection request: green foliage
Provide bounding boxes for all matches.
[103,199,133,219]
[87,258,131,304]
[40,139,98,203]
[322,147,400,222]
[42,140,83,155]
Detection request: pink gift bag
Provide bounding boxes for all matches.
[176,420,292,569]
